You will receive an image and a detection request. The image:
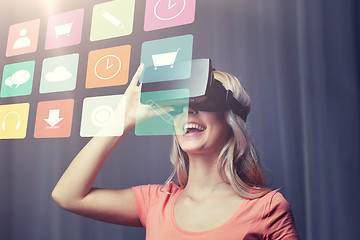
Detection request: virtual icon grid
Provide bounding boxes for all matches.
[0,0,197,139]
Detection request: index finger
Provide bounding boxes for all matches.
[129,63,144,88]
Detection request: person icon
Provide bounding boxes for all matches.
[13,28,31,49]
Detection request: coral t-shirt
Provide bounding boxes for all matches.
[132,182,299,240]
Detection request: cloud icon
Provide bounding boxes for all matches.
[45,66,72,82]
[5,70,31,88]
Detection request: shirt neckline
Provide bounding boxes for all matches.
[170,186,247,235]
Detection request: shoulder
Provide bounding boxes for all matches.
[251,190,292,216]
[257,191,299,238]
[132,181,181,193]
[248,190,288,206]
[132,181,181,201]
[131,182,182,227]
[265,191,292,215]
[160,181,182,194]
[243,190,292,219]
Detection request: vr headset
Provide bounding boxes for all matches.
[141,59,249,121]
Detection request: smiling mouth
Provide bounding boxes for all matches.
[183,123,206,134]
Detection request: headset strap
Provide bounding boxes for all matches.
[209,80,249,121]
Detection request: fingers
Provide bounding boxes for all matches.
[158,106,176,114]
[129,63,144,88]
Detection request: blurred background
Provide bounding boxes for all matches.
[0,0,359,239]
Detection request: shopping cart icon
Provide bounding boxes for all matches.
[55,22,73,38]
[151,48,180,70]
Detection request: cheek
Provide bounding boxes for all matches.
[173,112,188,134]
[207,116,231,144]
[215,124,231,143]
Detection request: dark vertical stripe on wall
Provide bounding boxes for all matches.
[297,0,360,239]
[322,1,360,239]
[295,0,313,239]
[354,0,360,123]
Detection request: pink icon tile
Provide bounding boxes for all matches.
[6,19,40,57]
[45,9,84,50]
[144,0,196,31]
[34,99,74,138]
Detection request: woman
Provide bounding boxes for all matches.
[52,63,299,239]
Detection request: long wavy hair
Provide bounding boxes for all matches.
[165,70,270,199]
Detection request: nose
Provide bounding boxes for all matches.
[187,106,198,115]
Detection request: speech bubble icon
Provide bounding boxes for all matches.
[5,70,31,88]
[5,77,14,88]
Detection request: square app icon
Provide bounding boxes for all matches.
[1,61,35,98]
[144,0,196,31]
[140,34,193,83]
[0,103,30,139]
[6,19,40,57]
[135,89,189,136]
[40,53,79,93]
[34,99,74,138]
[86,45,131,89]
[45,9,84,50]
[90,0,135,41]
[80,95,125,137]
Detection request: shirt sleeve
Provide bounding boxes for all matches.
[264,192,300,239]
[132,184,153,228]
[132,184,165,228]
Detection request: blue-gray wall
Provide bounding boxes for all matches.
[0,0,359,239]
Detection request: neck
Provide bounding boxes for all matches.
[183,152,232,199]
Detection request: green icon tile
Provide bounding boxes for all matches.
[1,61,35,98]
[140,34,193,83]
[135,89,189,136]
[90,0,135,41]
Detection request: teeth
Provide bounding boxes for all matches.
[184,123,206,132]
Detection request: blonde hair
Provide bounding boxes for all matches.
[165,70,270,199]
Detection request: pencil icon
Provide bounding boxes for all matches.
[102,11,124,29]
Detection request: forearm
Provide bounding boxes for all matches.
[51,132,127,208]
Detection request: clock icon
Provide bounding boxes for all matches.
[94,55,121,80]
[154,0,186,21]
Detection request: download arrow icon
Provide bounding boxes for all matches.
[44,109,64,128]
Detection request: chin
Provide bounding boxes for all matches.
[178,140,221,156]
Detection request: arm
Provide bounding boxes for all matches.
[51,64,145,226]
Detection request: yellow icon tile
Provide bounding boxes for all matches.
[0,103,30,139]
